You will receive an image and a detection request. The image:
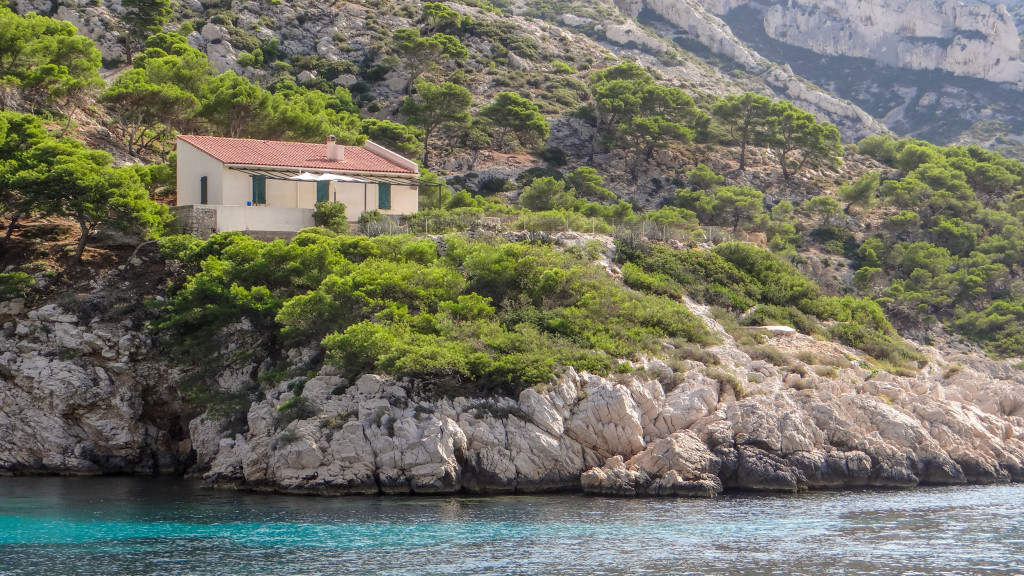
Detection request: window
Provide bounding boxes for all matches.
[251,175,266,205]
[316,181,330,203]
[199,176,208,205]
[378,182,391,210]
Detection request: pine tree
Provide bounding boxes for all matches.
[118,0,173,65]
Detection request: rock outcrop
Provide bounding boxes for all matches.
[619,0,888,140]
[2,270,1024,496]
[193,314,1024,496]
[636,0,1024,87]
[0,300,189,475]
[760,0,1024,86]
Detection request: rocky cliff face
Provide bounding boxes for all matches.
[616,0,887,140]
[637,0,1024,87]
[192,297,1024,496]
[3,261,1023,494]
[0,297,189,475]
[761,0,1024,85]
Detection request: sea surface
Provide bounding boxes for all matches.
[0,477,1021,576]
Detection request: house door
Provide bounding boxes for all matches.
[316,181,330,203]
[378,182,391,210]
[251,175,267,205]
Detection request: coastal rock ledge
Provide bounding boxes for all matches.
[195,334,1024,496]
[3,299,1024,496]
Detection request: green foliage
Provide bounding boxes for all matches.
[551,60,578,75]
[100,67,198,155]
[564,167,615,202]
[763,100,843,179]
[842,136,1024,356]
[518,176,568,211]
[0,7,103,115]
[422,2,463,33]
[694,185,765,231]
[360,118,424,160]
[616,240,924,370]
[838,172,881,214]
[481,91,549,151]
[802,195,843,228]
[157,233,713,397]
[687,163,725,191]
[712,92,772,171]
[312,202,348,233]
[0,271,34,298]
[391,28,468,90]
[121,0,173,64]
[4,115,170,264]
[460,18,539,60]
[588,62,706,176]
[400,80,472,166]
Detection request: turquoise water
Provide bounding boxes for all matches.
[0,478,1022,575]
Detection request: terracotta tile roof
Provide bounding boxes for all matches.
[177,135,418,175]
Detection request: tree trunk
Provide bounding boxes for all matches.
[72,218,90,266]
[125,33,134,66]
[4,214,19,240]
[421,129,432,168]
[738,139,747,171]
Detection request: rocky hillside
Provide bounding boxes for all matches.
[3,237,1023,495]
[25,0,1024,154]
[3,0,1024,498]
[629,0,1024,154]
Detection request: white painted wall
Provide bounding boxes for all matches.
[222,167,255,206]
[176,141,228,205]
[212,205,315,233]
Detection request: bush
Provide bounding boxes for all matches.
[741,345,790,366]
[476,176,513,196]
[157,233,715,399]
[0,272,34,298]
[312,201,348,233]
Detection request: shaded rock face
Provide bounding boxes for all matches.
[197,320,1024,496]
[622,0,888,140]
[760,0,1024,85]
[0,300,190,475]
[639,0,1024,86]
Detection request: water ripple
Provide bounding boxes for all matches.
[0,479,1021,576]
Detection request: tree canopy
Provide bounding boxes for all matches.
[400,80,472,167]
[480,91,549,151]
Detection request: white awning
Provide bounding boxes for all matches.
[287,172,370,183]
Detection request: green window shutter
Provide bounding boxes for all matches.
[200,176,208,205]
[316,181,330,203]
[251,175,266,205]
[378,182,391,210]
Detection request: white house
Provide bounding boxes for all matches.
[172,135,421,238]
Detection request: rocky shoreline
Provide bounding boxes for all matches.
[3,291,1023,496]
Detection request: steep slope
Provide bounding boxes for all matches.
[631,0,1024,154]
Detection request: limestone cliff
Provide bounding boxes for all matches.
[617,0,888,140]
[637,0,1024,87]
[191,297,1024,495]
[0,297,189,475]
[3,263,1023,494]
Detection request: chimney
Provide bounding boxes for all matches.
[327,134,343,161]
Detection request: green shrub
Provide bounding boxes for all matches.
[706,368,744,399]
[741,345,790,366]
[0,272,34,298]
[312,201,348,233]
